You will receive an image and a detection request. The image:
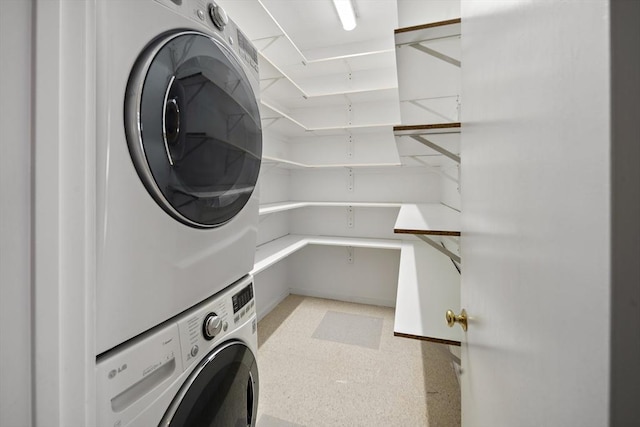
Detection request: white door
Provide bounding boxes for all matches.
[460,1,611,425]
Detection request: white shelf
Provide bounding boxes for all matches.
[252,234,402,275]
[252,235,308,275]
[394,203,461,236]
[259,201,402,215]
[262,155,401,169]
[261,99,399,133]
[395,18,462,47]
[394,241,462,344]
[393,123,461,136]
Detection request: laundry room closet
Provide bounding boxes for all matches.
[216,0,463,347]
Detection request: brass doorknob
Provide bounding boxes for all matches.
[446,309,468,331]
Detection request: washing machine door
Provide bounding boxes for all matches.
[160,340,258,427]
[125,31,262,228]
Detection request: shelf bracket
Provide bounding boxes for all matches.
[416,234,461,264]
[261,117,281,129]
[255,34,284,53]
[346,246,354,264]
[347,134,354,159]
[347,206,354,228]
[347,168,354,192]
[410,135,461,163]
[408,100,457,123]
[409,43,461,67]
[260,76,285,93]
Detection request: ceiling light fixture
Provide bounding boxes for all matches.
[332,0,357,31]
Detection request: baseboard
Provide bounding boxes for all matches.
[288,287,395,308]
[256,289,290,322]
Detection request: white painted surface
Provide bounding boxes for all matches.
[394,203,460,234]
[253,234,402,276]
[0,1,32,425]
[394,241,461,342]
[396,25,461,125]
[289,245,401,308]
[253,235,309,275]
[262,155,401,169]
[460,1,610,425]
[28,1,98,425]
[290,167,440,203]
[253,260,290,321]
[260,201,402,215]
[440,164,461,211]
[253,233,403,313]
[396,132,460,167]
[290,207,401,241]
[289,132,400,167]
[397,0,460,28]
[256,166,291,246]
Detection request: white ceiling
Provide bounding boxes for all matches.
[219,0,398,58]
[260,0,398,57]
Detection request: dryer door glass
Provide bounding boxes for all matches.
[161,341,259,427]
[126,31,262,228]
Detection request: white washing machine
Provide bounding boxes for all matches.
[97,275,258,426]
[96,0,262,354]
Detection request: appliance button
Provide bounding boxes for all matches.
[190,345,199,357]
[197,9,205,21]
[222,321,228,332]
[209,4,228,30]
[202,313,222,340]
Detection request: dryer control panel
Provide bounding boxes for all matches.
[155,0,259,77]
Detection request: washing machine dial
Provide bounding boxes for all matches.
[209,4,228,30]
[203,312,223,340]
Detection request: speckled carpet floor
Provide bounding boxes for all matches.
[255,295,461,427]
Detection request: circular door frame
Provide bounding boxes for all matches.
[124,30,262,229]
[160,339,259,426]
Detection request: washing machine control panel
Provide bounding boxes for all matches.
[202,312,223,340]
[176,279,255,371]
[208,2,228,30]
[96,277,256,427]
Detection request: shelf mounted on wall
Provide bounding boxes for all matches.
[394,203,461,264]
[394,123,461,164]
[395,18,462,66]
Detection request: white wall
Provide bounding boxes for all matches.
[0,1,33,425]
[256,167,291,246]
[288,246,400,307]
[254,261,290,321]
[397,0,460,28]
[289,167,440,203]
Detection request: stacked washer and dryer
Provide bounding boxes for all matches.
[95,0,261,425]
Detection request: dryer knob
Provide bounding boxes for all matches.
[203,313,223,340]
[209,4,228,30]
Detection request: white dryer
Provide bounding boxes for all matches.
[96,0,262,354]
[97,275,259,426]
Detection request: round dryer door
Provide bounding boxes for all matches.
[160,340,259,427]
[125,31,262,228]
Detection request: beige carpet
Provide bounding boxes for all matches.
[255,295,461,427]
